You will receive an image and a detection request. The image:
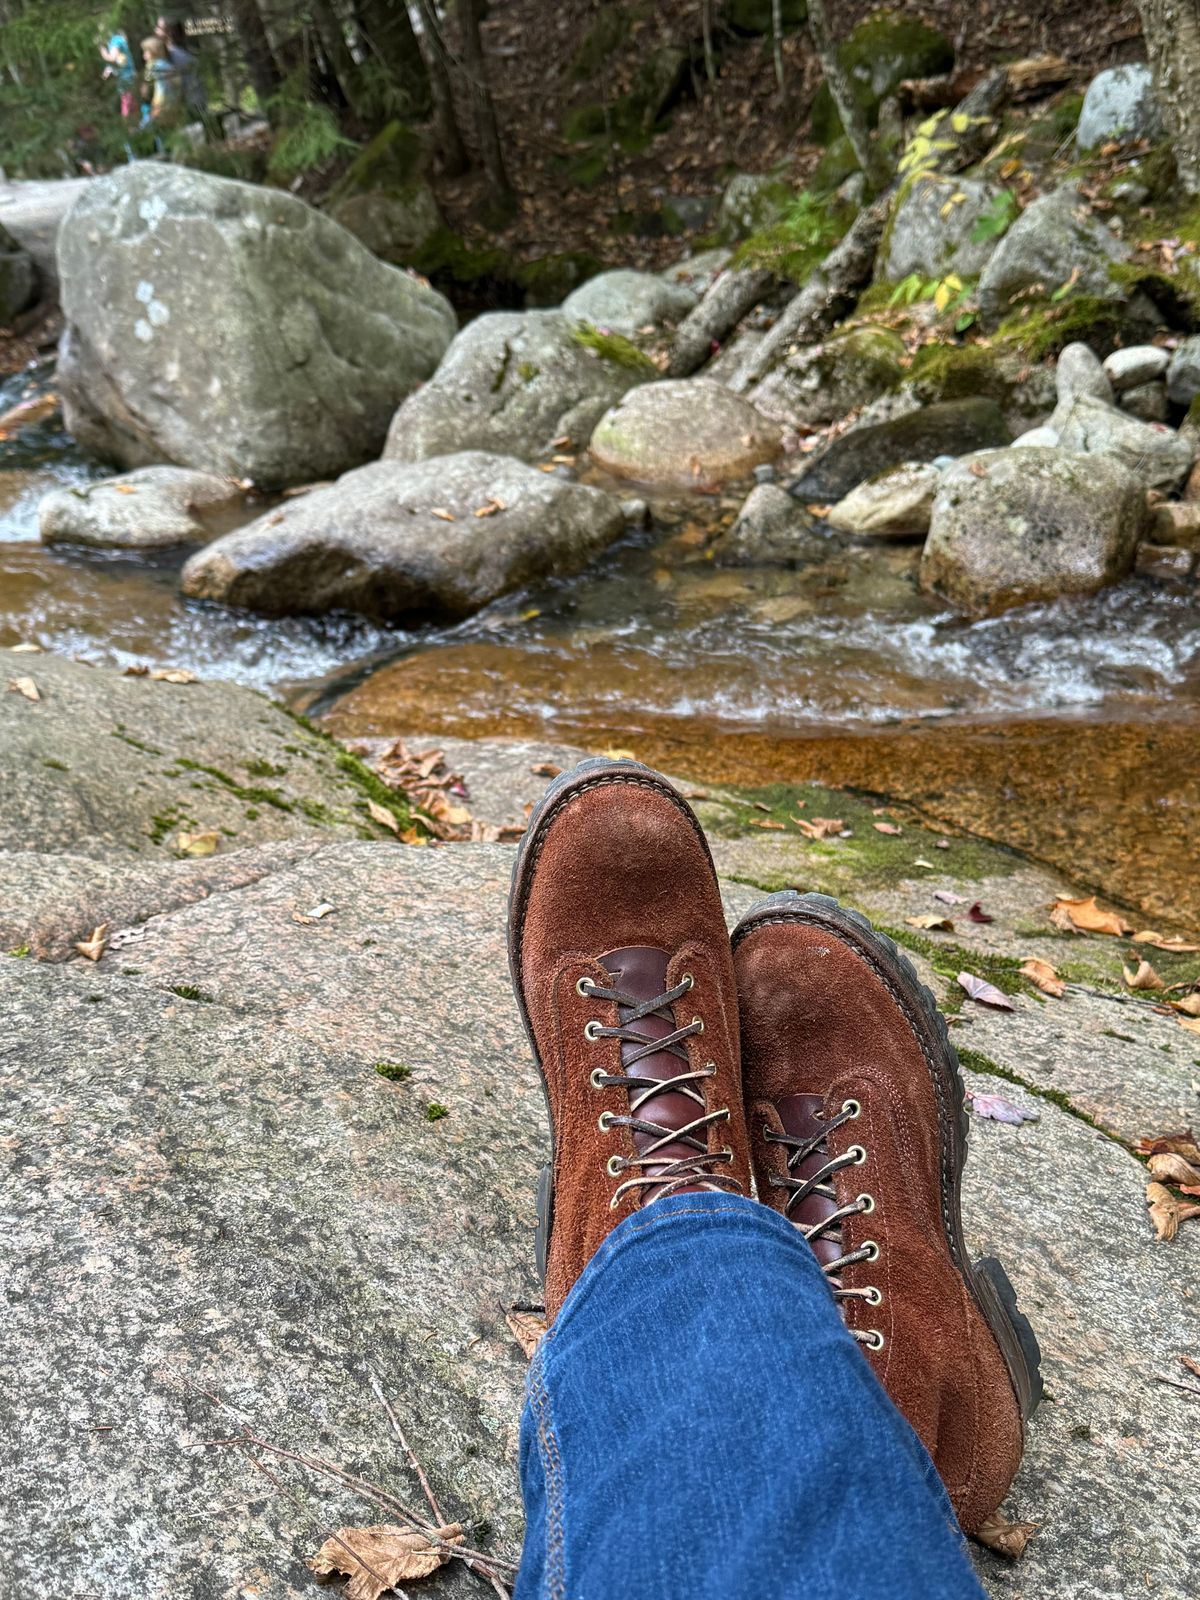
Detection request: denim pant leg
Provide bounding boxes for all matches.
[515,1192,986,1600]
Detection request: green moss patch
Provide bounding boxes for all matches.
[375,1061,413,1082]
[570,323,657,374]
[992,293,1130,359]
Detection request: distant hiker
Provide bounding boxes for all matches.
[157,16,208,118]
[141,36,180,127]
[99,31,137,120]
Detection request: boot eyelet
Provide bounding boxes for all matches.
[863,1329,885,1351]
[598,1111,614,1132]
[680,972,694,991]
[589,1067,607,1090]
[842,1099,861,1118]
[576,976,595,997]
[691,1016,704,1033]
[864,1286,883,1307]
[606,1155,624,1178]
[583,1020,603,1042]
[860,1239,880,1262]
[857,1192,875,1214]
[847,1144,868,1165]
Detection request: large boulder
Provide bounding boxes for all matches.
[55,163,456,487]
[920,447,1147,613]
[977,188,1130,326]
[1166,335,1200,406]
[38,465,246,550]
[560,269,697,335]
[791,398,1011,501]
[0,220,37,323]
[326,180,442,263]
[749,325,906,429]
[810,12,953,144]
[181,451,626,621]
[588,378,783,488]
[883,175,1006,282]
[384,310,646,464]
[0,175,92,288]
[1076,64,1164,151]
[1049,392,1194,491]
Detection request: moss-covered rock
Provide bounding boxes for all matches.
[517,251,604,308]
[750,325,907,428]
[810,9,954,145]
[327,182,441,265]
[716,172,793,241]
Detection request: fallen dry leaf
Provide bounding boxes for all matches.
[292,901,336,925]
[505,1308,548,1358]
[1124,957,1166,991]
[969,1092,1039,1126]
[430,507,456,521]
[906,914,954,932]
[967,902,994,924]
[176,830,220,857]
[974,1510,1038,1559]
[1135,1130,1200,1164]
[1146,1181,1200,1242]
[75,923,108,962]
[1169,993,1200,1017]
[1181,1355,1200,1380]
[750,817,785,830]
[367,799,401,834]
[1131,931,1200,953]
[114,484,138,495]
[149,667,197,684]
[1049,896,1131,937]
[530,762,562,778]
[306,1523,463,1598]
[1148,1152,1200,1188]
[7,676,40,701]
[1179,1015,1200,1034]
[957,972,1016,1011]
[796,816,844,840]
[933,889,964,905]
[1019,958,1065,997]
[967,460,990,479]
[9,641,42,654]
[873,822,902,836]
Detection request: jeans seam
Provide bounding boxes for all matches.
[528,1345,567,1600]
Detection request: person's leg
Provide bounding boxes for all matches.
[515,1191,985,1600]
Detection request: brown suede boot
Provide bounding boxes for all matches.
[508,758,751,1319]
[732,891,1042,1535]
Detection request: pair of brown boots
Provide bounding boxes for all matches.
[508,759,1041,1536]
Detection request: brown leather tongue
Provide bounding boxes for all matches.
[601,947,710,1196]
[774,1094,845,1269]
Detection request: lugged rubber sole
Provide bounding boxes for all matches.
[731,889,1044,1424]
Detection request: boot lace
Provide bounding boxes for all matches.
[581,973,742,1209]
[764,1099,884,1350]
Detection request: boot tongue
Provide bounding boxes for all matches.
[600,947,710,1197]
[774,1094,845,1269]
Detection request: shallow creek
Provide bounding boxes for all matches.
[2,364,1198,921]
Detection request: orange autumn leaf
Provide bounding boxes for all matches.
[307,1524,463,1599]
[1049,896,1131,937]
[1019,958,1065,997]
[1147,1182,1200,1242]
[1123,958,1165,991]
[974,1510,1038,1559]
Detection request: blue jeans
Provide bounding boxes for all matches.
[515,1193,986,1600]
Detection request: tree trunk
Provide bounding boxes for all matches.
[310,0,365,117]
[1137,0,1200,195]
[771,0,786,106]
[229,0,283,116]
[806,0,886,190]
[355,0,430,116]
[412,0,468,174]
[668,268,775,377]
[458,0,514,211]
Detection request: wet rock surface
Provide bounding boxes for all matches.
[792,398,1012,500]
[38,465,248,550]
[589,377,782,488]
[3,724,1197,1599]
[181,452,625,622]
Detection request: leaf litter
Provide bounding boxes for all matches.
[307,1523,464,1598]
[1049,896,1131,936]
[957,972,1015,1010]
[1019,958,1065,997]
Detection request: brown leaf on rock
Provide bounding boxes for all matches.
[957,972,1015,1010]
[75,924,108,962]
[505,1308,548,1358]
[1123,958,1166,991]
[306,1523,463,1598]
[1147,1182,1200,1242]
[530,762,562,778]
[1148,1152,1200,1188]
[150,667,198,684]
[176,829,220,857]
[1169,993,1200,1017]
[1135,1130,1200,1164]
[967,902,994,924]
[873,822,902,836]
[367,798,401,835]
[1131,931,1200,953]
[796,816,844,840]
[1049,896,1131,936]
[974,1510,1038,1559]
[1181,1355,1200,1380]
[906,914,954,932]
[1019,958,1065,997]
[1179,1015,1200,1034]
[749,817,785,830]
[430,507,456,522]
[7,676,40,701]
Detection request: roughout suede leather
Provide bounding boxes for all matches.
[735,916,1025,1534]
[514,772,750,1319]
